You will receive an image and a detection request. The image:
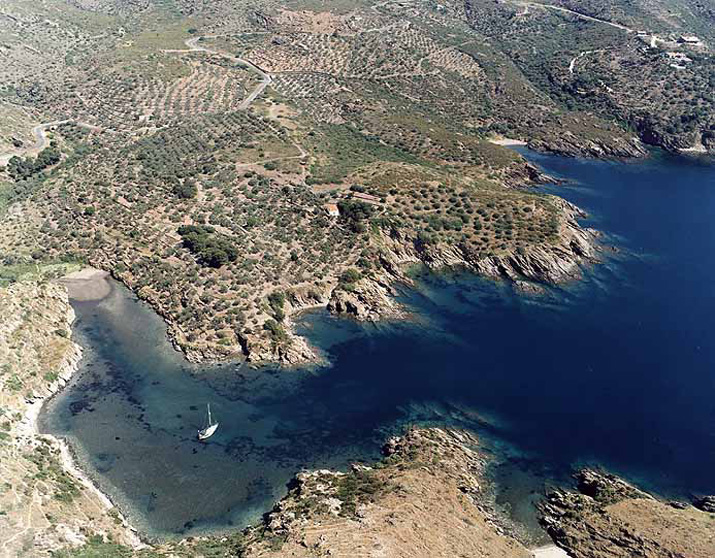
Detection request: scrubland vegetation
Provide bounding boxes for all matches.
[1,0,712,361]
[1,0,713,556]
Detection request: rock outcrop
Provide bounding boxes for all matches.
[327,274,405,321]
[234,427,531,558]
[528,134,648,159]
[324,196,598,334]
[238,326,319,365]
[693,495,715,513]
[389,196,596,286]
[539,469,715,558]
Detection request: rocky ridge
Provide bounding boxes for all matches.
[539,469,715,558]
[230,427,532,558]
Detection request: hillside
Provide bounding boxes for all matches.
[3,0,690,362]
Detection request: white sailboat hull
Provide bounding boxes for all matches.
[198,422,219,440]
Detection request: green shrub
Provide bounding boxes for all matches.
[177,225,237,268]
[338,200,374,233]
[173,180,198,199]
[267,291,286,321]
[7,146,60,181]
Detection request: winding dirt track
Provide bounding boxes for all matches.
[166,36,308,166]
[1,36,298,171]
[512,1,634,32]
[0,120,103,166]
[166,36,273,110]
[0,121,66,166]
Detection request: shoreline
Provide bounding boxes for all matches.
[31,269,693,557]
[31,277,520,548]
[59,267,113,302]
[489,137,528,146]
[33,236,598,549]
[21,279,147,550]
[531,544,572,557]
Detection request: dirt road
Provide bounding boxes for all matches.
[168,36,273,110]
[0,120,103,166]
[513,1,634,32]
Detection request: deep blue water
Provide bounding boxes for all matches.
[40,150,715,540]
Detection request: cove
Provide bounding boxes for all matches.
[39,150,715,539]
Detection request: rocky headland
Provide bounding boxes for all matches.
[539,469,715,558]
[134,188,601,368]
[326,196,598,328]
[155,427,536,558]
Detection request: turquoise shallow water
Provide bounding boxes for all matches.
[40,150,715,539]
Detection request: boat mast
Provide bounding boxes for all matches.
[207,403,212,426]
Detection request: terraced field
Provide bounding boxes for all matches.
[0,0,713,375]
[1,0,714,556]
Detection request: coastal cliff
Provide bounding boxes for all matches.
[324,195,597,326]
[528,135,648,160]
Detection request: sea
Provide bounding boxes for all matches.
[39,149,715,540]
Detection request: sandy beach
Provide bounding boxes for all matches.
[531,544,573,557]
[489,137,528,146]
[60,267,113,301]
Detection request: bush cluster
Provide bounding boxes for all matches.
[337,199,374,233]
[7,146,60,181]
[177,225,237,268]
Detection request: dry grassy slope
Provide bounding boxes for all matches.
[539,469,715,558]
[240,428,532,558]
[0,282,139,557]
[0,104,39,154]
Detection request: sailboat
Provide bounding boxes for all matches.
[197,403,219,440]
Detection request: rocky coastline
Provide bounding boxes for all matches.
[539,469,715,558]
[528,134,649,160]
[0,282,144,556]
[4,282,711,558]
[140,192,600,367]
[191,427,539,558]
[325,196,598,327]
